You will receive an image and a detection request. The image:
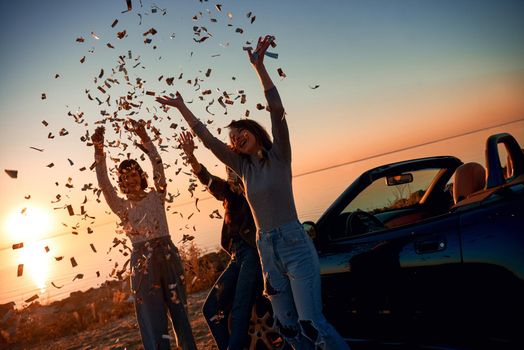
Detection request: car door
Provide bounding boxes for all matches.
[319,212,462,344]
[457,186,524,346]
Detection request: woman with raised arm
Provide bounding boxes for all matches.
[91,120,197,350]
[178,130,262,350]
[156,36,349,349]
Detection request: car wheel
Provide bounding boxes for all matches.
[246,295,287,350]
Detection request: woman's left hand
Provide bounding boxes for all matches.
[178,131,195,158]
[127,118,149,140]
[248,35,275,68]
[156,92,185,109]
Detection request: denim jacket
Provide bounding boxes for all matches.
[195,165,257,254]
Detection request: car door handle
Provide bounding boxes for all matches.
[415,238,446,254]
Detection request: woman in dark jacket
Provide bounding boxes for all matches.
[179,131,262,350]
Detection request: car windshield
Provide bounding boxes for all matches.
[343,168,442,215]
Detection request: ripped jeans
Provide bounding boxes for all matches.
[257,220,350,350]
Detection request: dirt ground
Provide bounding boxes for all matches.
[26,289,218,350]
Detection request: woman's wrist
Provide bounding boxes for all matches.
[94,147,104,156]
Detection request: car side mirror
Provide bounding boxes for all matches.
[302,221,317,240]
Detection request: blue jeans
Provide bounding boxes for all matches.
[203,239,262,350]
[131,237,197,350]
[257,220,350,350]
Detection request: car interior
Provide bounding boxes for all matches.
[326,134,524,241]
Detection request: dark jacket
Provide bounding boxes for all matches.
[195,165,257,255]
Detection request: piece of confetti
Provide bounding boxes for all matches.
[73,273,84,281]
[17,264,23,277]
[51,282,64,289]
[12,243,24,250]
[122,0,132,13]
[25,294,39,303]
[4,169,18,178]
[117,30,127,39]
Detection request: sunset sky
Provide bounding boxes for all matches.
[1,0,524,306]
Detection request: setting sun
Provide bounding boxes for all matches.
[6,206,52,294]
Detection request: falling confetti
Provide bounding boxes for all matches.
[17,264,23,277]
[51,282,64,289]
[122,0,132,13]
[25,294,39,303]
[117,30,127,39]
[4,169,18,178]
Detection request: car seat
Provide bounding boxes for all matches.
[453,162,486,204]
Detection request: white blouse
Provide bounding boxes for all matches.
[95,140,170,244]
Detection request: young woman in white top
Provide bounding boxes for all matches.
[91,120,196,350]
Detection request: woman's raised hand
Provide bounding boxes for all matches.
[178,131,195,158]
[91,126,105,145]
[247,35,275,67]
[127,118,149,141]
[155,92,185,109]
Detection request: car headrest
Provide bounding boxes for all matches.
[453,162,486,204]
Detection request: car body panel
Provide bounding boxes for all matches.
[311,134,524,349]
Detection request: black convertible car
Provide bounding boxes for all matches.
[304,132,524,350]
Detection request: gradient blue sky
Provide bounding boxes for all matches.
[1,0,523,305]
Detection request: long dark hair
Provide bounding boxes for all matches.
[226,119,272,160]
[117,159,148,190]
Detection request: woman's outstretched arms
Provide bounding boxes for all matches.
[91,126,126,217]
[156,94,242,174]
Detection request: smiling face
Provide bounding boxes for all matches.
[118,168,143,195]
[229,127,261,155]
